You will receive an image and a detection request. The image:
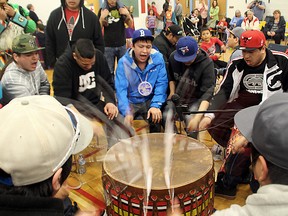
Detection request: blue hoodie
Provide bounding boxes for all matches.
[115,48,168,116]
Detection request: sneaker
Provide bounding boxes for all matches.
[215,180,236,200]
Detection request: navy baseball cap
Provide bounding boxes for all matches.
[174,36,198,63]
[132,28,154,44]
[235,93,288,170]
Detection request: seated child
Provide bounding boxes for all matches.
[216,16,228,41]
[200,27,227,69]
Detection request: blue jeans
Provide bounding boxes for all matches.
[104,45,126,79]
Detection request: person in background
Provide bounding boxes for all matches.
[164,5,177,30]
[189,9,201,29]
[26,3,41,25]
[197,0,208,28]
[0,0,36,51]
[35,23,47,69]
[263,9,286,44]
[226,27,245,66]
[99,0,133,79]
[101,0,124,12]
[247,0,266,21]
[1,34,50,105]
[146,8,157,35]
[229,10,244,29]
[213,93,288,216]
[241,9,260,30]
[149,1,159,19]
[206,0,219,29]
[174,0,183,27]
[167,36,215,138]
[199,30,288,199]
[162,0,170,14]
[125,5,135,49]
[0,95,98,215]
[45,0,104,68]
[216,16,228,41]
[236,10,247,27]
[153,24,183,66]
[200,27,227,69]
[115,29,168,133]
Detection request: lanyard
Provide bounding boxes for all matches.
[136,71,149,83]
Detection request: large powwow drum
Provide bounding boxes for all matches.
[102,133,214,215]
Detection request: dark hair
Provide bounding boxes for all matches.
[252,146,288,185]
[27,4,32,10]
[148,8,155,15]
[273,10,281,16]
[0,156,72,197]
[201,27,210,34]
[192,9,199,14]
[72,39,95,59]
[37,23,45,31]
[212,0,218,8]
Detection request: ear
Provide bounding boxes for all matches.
[52,168,63,192]
[255,156,269,184]
[72,52,77,60]
[12,53,18,62]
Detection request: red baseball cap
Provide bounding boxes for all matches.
[239,30,266,51]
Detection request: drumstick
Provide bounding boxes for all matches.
[140,135,153,207]
[182,109,240,114]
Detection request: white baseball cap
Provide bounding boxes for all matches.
[0,95,93,186]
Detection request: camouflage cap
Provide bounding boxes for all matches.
[12,34,44,54]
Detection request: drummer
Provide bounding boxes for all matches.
[213,93,288,215]
[0,95,96,215]
[115,28,168,133]
[199,30,288,199]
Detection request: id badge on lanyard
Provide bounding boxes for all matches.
[136,71,152,96]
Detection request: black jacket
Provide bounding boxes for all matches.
[263,16,286,40]
[169,49,215,104]
[153,30,176,64]
[209,48,288,110]
[45,0,104,67]
[0,195,64,216]
[53,46,115,106]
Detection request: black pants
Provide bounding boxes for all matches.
[265,33,282,44]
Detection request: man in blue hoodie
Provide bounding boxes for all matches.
[45,0,104,68]
[115,29,168,133]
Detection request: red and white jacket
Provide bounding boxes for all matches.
[241,16,260,30]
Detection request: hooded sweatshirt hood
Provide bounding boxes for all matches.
[58,0,85,32]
